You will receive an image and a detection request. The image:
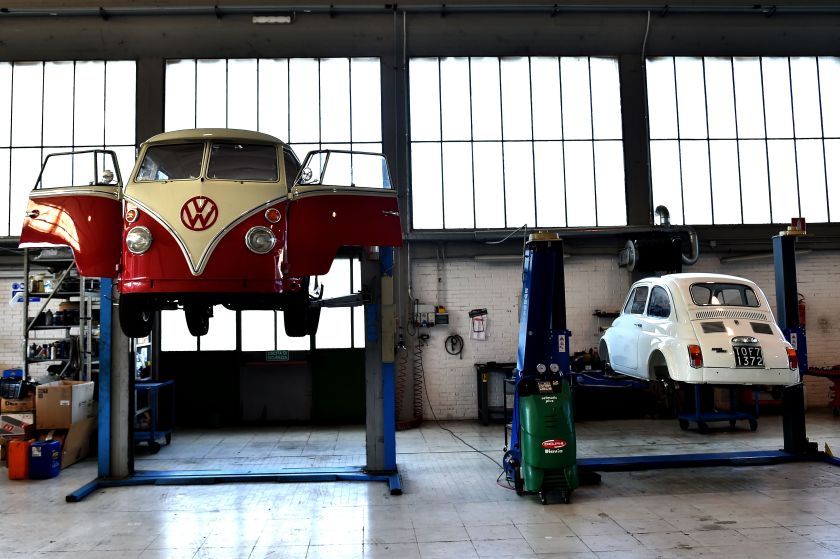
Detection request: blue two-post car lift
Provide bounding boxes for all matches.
[513,231,839,482]
[67,248,402,502]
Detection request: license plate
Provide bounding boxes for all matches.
[733,345,764,368]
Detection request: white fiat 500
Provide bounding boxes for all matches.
[599,273,800,386]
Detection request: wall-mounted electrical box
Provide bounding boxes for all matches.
[413,304,437,328]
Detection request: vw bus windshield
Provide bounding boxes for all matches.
[690,283,760,307]
[207,143,279,181]
[136,143,204,182]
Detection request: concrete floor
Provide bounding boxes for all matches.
[2,412,840,558]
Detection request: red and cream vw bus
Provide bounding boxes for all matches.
[20,128,403,338]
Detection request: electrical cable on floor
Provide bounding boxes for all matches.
[419,349,503,470]
[496,469,515,491]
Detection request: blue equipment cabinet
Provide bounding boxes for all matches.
[503,232,579,505]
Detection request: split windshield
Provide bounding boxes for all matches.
[136,143,203,181]
[207,143,278,181]
[135,142,280,182]
[690,283,760,307]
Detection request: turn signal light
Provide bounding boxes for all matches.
[264,207,282,223]
[786,347,798,370]
[688,345,703,368]
[125,205,140,223]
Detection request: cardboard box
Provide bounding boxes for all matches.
[2,394,35,413]
[36,381,95,429]
[52,418,96,469]
[0,412,35,436]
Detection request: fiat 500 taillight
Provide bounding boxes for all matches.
[688,344,703,368]
[786,347,798,370]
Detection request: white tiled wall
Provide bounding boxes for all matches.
[411,250,840,419]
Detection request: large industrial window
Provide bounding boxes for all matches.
[0,60,136,237]
[409,56,626,230]
[647,56,840,225]
[164,58,382,160]
[240,258,364,351]
[164,58,380,348]
[162,258,364,351]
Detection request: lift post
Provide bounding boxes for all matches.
[774,234,816,455]
[504,233,579,504]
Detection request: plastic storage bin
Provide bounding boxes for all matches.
[29,439,61,479]
[8,439,32,479]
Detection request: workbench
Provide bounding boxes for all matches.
[806,367,840,416]
[134,379,175,453]
[475,362,516,425]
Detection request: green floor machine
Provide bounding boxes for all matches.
[503,232,579,504]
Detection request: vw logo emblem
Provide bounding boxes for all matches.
[180,196,219,231]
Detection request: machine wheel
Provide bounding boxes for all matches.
[148,441,161,454]
[729,420,737,430]
[283,279,314,337]
[539,491,548,505]
[698,421,709,434]
[306,305,322,335]
[832,407,839,417]
[119,296,153,339]
[559,490,571,504]
[165,433,172,445]
[184,305,211,337]
[514,467,524,496]
[678,419,689,431]
[749,419,758,432]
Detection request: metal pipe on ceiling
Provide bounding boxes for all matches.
[2,4,840,18]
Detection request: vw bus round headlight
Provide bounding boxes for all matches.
[126,226,152,255]
[245,226,276,254]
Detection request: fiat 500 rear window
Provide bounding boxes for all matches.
[136,143,204,182]
[690,283,760,307]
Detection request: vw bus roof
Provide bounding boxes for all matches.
[143,128,286,146]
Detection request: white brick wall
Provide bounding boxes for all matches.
[0,278,26,371]
[1,248,837,414]
[411,250,840,419]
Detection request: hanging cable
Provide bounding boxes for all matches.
[412,333,426,421]
[444,334,464,359]
[485,223,528,245]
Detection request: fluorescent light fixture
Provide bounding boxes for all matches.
[720,249,812,264]
[252,15,292,24]
[473,255,522,263]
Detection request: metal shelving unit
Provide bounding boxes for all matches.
[22,248,100,381]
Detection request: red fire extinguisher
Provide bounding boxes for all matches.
[798,293,806,329]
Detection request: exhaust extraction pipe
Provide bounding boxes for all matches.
[654,205,699,266]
